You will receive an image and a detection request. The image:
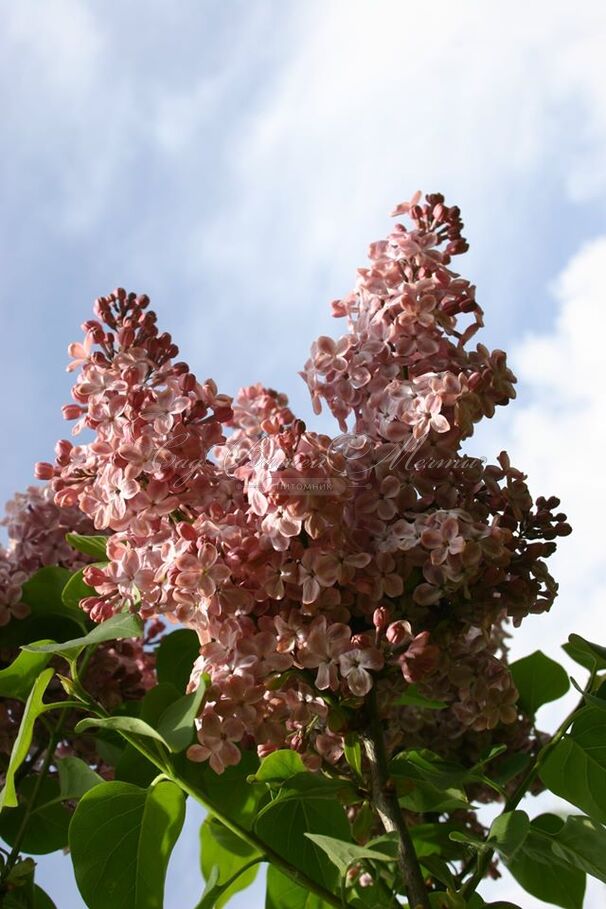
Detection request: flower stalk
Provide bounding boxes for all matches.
[362,687,430,909]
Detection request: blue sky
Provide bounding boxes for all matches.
[2,1,606,906]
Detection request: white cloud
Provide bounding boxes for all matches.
[196,0,606,283]
[471,235,606,907]
[3,3,606,906]
[493,236,606,663]
[172,0,606,428]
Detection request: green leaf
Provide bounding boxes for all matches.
[390,745,504,800]
[419,854,457,889]
[1,566,87,648]
[395,684,448,709]
[157,680,206,753]
[390,748,475,789]
[195,865,221,909]
[0,776,70,854]
[265,866,333,909]
[33,885,58,909]
[22,566,83,623]
[255,749,307,782]
[571,675,606,712]
[0,668,54,811]
[115,684,181,786]
[544,814,606,884]
[199,817,261,909]
[69,780,186,909]
[409,823,469,862]
[254,776,351,890]
[471,744,507,769]
[2,758,104,851]
[270,773,353,802]
[487,811,529,861]
[176,749,266,832]
[510,650,570,716]
[484,900,520,909]
[0,645,53,702]
[1,858,36,908]
[564,634,606,672]
[61,566,98,612]
[343,737,362,778]
[505,815,586,909]
[74,715,170,750]
[65,533,108,560]
[57,756,103,800]
[449,829,485,850]
[304,833,395,875]
[540,707,606,823]
[156,628,200,692]
[487,752,531,787]
[397,777,469,812]
[23,611,144,659]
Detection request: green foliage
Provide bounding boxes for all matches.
[61,567,99,613]
[56,757,103,801]
[156,629,200,692]
[199,817,262,908]
[65,533,109,560]
[0,759,100,860]
[398,779,469,813]
[254,753,355,803]
[74,715,170,749]
[304,833,395,875]
[0,777,70,855]
[509,650,570,716]
[156,681,206,752]
[115,684,181,786]
[33,885,58,909]
[563,634,606,672]
[410,823,468,863]
[342,737,362,778]
[0,668,54,811]
[1,566,86,649]
[5,558,606,909]
[75,676,204,757]
[395,685,448,709]
[0,647,53,702]
[0,858,38,909]
[68,780,185,909]
[505,814,586,909]
[265,867,333,909]
[540,707,606,823]
[254,749,307,782]
[176,750,266,832]
[23,611,144,659]
[391,748,485,790]
[547,814,606,883]
[22,567,78,621]
[486,811,529,861]
[254,772,351,891]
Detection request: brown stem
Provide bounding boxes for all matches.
[362,688,430,909]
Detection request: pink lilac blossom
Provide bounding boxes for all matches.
[37,195,570,775]
[0,485,93,626]
[0,486,156,782]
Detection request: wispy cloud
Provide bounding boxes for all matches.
[475,235,606,906]
[2,3,606,906]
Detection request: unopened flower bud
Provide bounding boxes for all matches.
[386,620,413,647]
[373,606,391,631]
[34,461,54,480]
[62,404,84,421]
